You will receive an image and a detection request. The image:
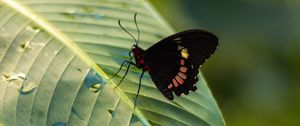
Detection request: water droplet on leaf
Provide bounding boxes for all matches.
[20,82,37,95]
[84,70,106,93]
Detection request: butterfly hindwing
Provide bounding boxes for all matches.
[144,29,218,100]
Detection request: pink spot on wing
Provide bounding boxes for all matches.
[168,84,173,89]
[180,67,187,73]
[178,72,187,79]
[180,59,185,65]
[175,75,184,84]
[172,79,179,87]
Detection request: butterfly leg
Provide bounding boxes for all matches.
[110,51,134,80]
[116,60,137,86]
[110,60,130,80]
[133,70,145,109]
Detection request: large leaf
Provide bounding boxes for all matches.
[0,0,225,126]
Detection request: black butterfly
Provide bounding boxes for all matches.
[111,13,218,105]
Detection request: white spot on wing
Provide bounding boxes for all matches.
[174,37,182,44]
[174,37,182,41]
[177,45,184,50]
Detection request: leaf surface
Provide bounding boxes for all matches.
[0,0,225,126]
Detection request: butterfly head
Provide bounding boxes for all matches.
[131,45,144,56]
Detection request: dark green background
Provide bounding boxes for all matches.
[149,0,300,126]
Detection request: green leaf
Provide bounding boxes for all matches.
[0,0,225,126]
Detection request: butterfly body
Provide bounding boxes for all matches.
[131,45,150,71]
[126,29,218,100]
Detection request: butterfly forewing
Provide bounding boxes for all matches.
[144,29,218,100]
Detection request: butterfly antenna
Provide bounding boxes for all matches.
[118,20,138,43]
[134,12,140,46]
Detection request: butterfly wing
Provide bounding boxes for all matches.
[144,29,218,100]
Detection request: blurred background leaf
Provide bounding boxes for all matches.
[0,0,224,126]
[149,0,300,126]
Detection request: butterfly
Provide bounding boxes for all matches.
[111,13,218,105]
